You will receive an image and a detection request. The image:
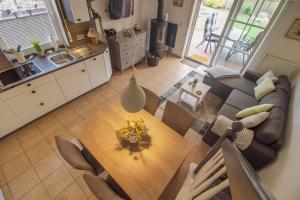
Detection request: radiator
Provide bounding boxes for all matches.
[257,54,299,79]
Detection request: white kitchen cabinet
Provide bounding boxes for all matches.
[62,0,90,23]
[85,54,108,88]
[104,48,112,79]
[0,99,24,138]
[54,62,91,101]
[3,79,66,124]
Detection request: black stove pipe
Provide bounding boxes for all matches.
[157,0,165,22]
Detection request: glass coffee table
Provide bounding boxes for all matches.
[178,79,211,111]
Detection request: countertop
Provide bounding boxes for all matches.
[0,42,108,93]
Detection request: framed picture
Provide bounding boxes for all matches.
[286,19,300,41]
[173,0,184,7]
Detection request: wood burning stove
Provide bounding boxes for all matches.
[149,0,168,58]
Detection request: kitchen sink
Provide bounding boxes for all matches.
[48,52,75,67]
[0,62,42,88]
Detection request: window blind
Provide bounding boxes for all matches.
[0,14,57,49]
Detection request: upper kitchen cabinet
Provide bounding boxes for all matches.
[61,0,90,23]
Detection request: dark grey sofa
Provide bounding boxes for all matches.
[202,71,291,169]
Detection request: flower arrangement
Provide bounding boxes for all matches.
[116,119,146,144]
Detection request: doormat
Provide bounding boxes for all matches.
[191,53,209,63]
[160,70,224,135]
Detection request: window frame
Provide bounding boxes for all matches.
[0,0,68,56]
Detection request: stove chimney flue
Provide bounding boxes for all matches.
[157,0,165,22]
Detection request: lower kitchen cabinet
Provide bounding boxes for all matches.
[0,49,112,138]
[85,54,108,88]
[0,99,24,138]
[54,62,91,101]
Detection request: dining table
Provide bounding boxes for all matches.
[71,100,193,200]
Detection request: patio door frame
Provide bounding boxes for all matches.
[184,0,240,66]
[210,0,287,73]
[185,0,286,73]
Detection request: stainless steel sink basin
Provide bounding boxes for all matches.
[48,53,75,66]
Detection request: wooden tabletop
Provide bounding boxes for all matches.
[71,100,192,200]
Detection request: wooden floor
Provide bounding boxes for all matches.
[0,56,210,200]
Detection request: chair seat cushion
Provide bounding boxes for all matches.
[225,89,258,110]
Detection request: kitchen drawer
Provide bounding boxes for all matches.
[0,73,55,100]
[119,40,134,51]
[54,61,86,79]
[6,79,63,112]
[17,92,65,123]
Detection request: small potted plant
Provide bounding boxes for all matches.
[31,40,45,57]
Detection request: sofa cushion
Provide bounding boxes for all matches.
[236,104,273,118]
[254,77,276,100]
[217,104,240,120]
[254,107,285,145]
[226,89,258,110]
[256,70,278,84]
[219,76,256,96]
[260,88,287,110]
[240,112,270,128]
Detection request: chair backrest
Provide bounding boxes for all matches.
[176,137,273,200]
[83,173,124,200]
[162,100,195,136]
[203,17,212,40]
[55,135,95,174]
[141,86,161,115]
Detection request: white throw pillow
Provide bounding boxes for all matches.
[256,70,278,85]
[205,65,240,79]
[240,112,270,128]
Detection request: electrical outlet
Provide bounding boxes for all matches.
[77,34,85,41]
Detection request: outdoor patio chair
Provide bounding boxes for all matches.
[225,32,262,65]
[196,13,220,53]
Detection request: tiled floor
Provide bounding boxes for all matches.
[0,56,209,200]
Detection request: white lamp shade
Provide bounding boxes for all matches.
[120,76,146,113]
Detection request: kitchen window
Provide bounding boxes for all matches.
[0,0,66,53]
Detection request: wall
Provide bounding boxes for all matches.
[247,0,300,76]
[165,0,196,57]
[91,0,156,35]
[259,72,300,199]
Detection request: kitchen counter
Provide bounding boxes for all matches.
[0,42,107,93]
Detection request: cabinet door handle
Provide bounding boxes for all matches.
[40,102,44,106]
[32,90,36,94]
[27,83,31,87]
[82,69,86,72]
[93,58,96,61]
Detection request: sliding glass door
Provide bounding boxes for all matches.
[185,0,283,73]
[210,0,283,72]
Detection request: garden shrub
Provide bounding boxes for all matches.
[242,3,253,16]
[203,0,224,9]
